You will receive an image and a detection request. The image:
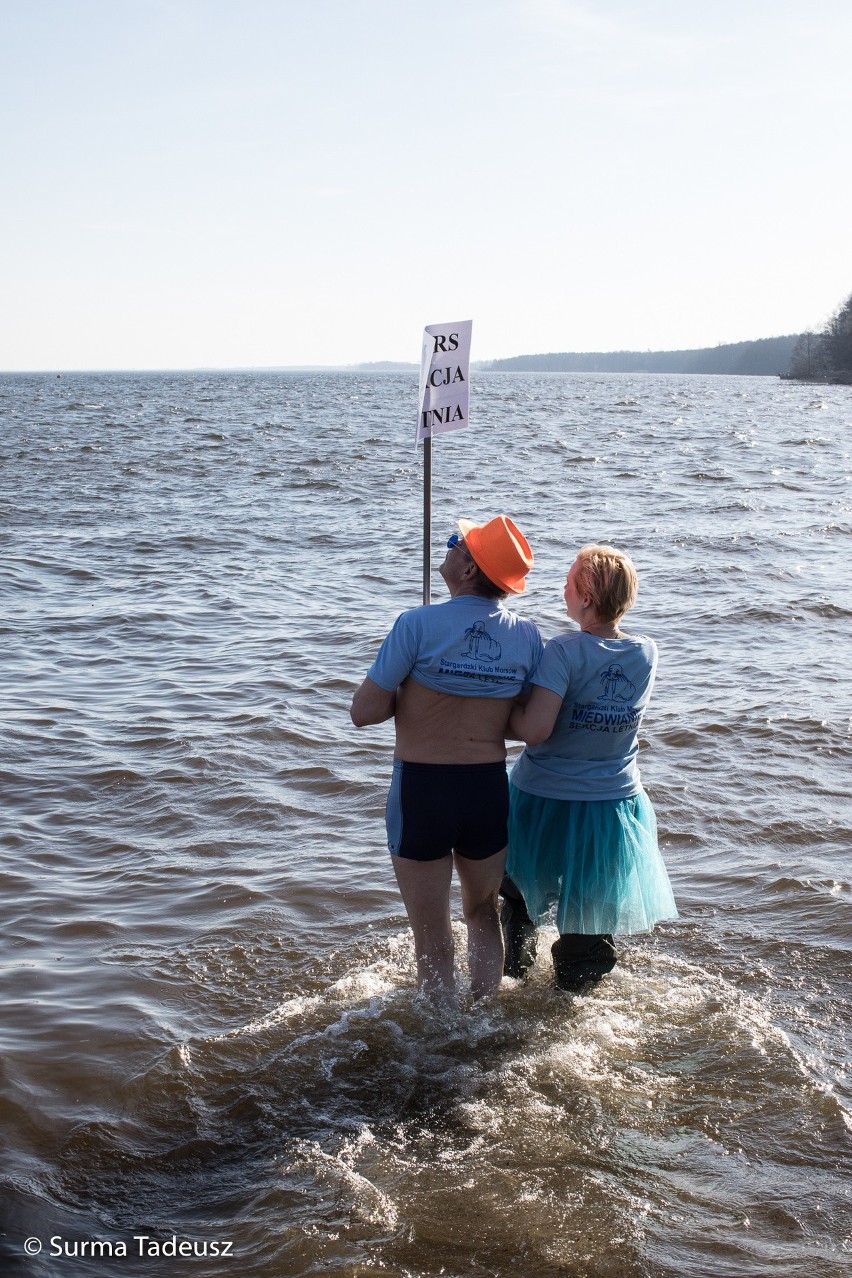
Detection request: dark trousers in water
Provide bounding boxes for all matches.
[550,931,617,991]
[499,875,538,978]
[500,875,618,991]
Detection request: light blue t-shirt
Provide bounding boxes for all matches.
[368,595,544,699]
[510,630,658,800]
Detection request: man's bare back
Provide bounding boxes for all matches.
[393,678,514,764]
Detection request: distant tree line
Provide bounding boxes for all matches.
[486,335,799,376]
[786,291,852,382]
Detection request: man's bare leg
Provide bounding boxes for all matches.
[392,854,455,997]
[454,846,507,1000]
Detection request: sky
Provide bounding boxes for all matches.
[3,0,852,370]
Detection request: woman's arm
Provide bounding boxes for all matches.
[508,685,563,745]
[350,676,397,726]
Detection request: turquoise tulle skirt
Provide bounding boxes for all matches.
[507,784,678,936]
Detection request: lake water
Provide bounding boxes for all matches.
[1,368,850,1277]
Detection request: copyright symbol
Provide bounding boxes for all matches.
[24,1237,42,1255]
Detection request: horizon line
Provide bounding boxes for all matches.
[0,332,804,376]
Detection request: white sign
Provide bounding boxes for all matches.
[416,319,472,445]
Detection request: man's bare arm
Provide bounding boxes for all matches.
[350,677,396,727]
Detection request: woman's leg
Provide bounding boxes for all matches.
[454,847,507,1000]
[551,933,617,991]
[392,854,455,997]
[499,874,538,978]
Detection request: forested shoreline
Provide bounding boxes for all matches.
[477,289,852,382]
[785,291,852,383]
[483,335,798,377]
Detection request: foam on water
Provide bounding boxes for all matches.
[61,922,837,1276]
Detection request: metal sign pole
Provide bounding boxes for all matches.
[422,434,432,605]
[417,319,469,606]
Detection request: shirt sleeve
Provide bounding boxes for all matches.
[525,624,545,684]
[529,637,571,697]
[366,610,421,691]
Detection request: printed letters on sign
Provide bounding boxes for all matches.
[417,320,472,445]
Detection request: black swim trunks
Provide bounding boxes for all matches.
[385,760,509,862]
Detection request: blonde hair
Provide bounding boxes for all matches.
[573,544,639,623]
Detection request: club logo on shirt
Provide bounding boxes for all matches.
[438,620,519,685]
[569,663,642,733]
[599,663,636,701]
[461,621,502,662]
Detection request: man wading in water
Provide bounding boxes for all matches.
[351,515,543,1001]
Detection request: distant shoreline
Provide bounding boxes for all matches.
[483,334,800,377]
[0,334,804,377]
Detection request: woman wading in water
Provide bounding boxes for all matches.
[502,544,677,990]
